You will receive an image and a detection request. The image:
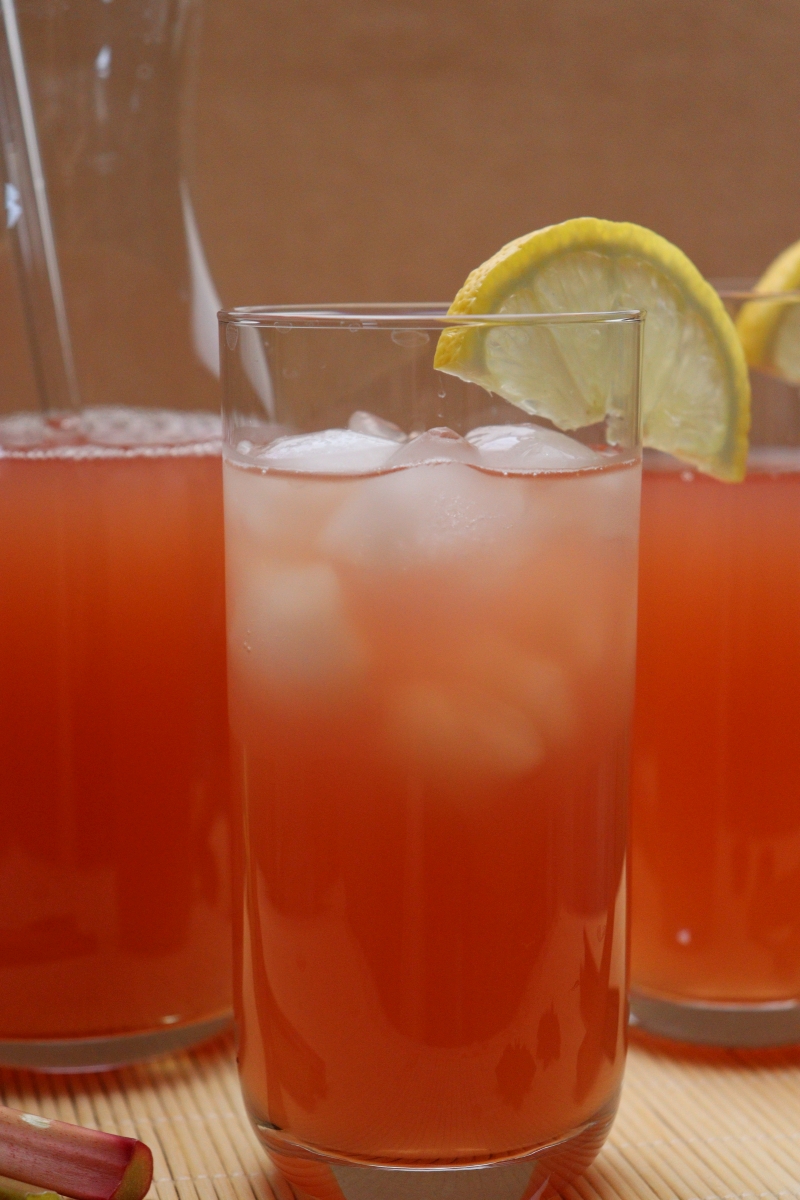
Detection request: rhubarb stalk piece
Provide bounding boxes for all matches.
[0,1105,153,1200]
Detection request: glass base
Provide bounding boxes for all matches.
[253,1099,618,1200]
[0,1013,232,1071]
[630,990,800,1048]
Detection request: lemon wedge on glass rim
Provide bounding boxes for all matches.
[434,217,750,481]
[735,237,800,385]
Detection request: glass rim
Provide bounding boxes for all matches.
[713,278,800,302]
[218,302,644,329]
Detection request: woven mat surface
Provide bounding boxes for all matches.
[1,1032,798,1200]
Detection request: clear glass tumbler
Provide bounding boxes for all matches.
[0,1,231,1069]
[630,285,800,1047]
[221,304,642,1200]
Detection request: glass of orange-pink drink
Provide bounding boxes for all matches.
[630,286,800,1047]
[0,407,232,1069]
[220,304,642,1200]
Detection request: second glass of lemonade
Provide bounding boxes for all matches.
[221,304,642,1200]
[631,287,800,1047]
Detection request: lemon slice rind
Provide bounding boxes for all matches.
[735,238,800,384]
[435,218,750,482]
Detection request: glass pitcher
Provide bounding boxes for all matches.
[0,0,232,1069]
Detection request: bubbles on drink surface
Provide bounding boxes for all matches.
[0,407,222,459]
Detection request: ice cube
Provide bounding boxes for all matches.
[224,463,340,559]
[320,461,525,572]
[384,635,579,779]
[457,639,578,748]
[466,424,601,471]
[348,411,407,442]
[253,428,398,474]
[229,563,368,701]
[386,427,481,469]
[387,682,545,778]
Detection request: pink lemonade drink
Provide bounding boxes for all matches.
[631,449,800,1035]
[225,419,640,1193]
[0,408,231,1066]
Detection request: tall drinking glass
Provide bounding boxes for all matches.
[0,1,231,1069]
[221,304,642,1200]
[631,286,800,1047]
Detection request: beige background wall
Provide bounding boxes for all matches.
[190,0,800,305]
[1,0,798,405]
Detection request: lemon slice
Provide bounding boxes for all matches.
[735,238,800,384]
[434,217,750,481]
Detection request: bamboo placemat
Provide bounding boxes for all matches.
[1,1031,798,1200]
